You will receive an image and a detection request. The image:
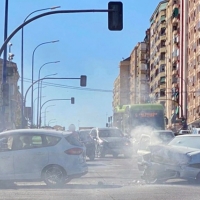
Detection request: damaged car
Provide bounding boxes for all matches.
[138,135,200,183]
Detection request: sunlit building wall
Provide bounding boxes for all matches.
[149,1,168,111]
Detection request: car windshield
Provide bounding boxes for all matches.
[169,136,200,149]
[98,129,123,137]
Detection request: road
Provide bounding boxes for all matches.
[0,155,200,200]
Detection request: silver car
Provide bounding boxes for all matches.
[0,129,88,187]
[139,135,200,183]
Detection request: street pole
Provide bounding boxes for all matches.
[37,62,59,127]
[40,98,74,128]
[31,40,59,127]
[20,6,60,129]
[2,0,9,131]
[37,73,57,128]
[44,105,55,127]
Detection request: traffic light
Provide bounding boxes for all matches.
[108,1,123,31]
[2,83,9,106]
[80,75,87,87]
[71,97,75,104]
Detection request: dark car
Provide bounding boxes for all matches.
[78,129,95,160]
[89,127,133,158]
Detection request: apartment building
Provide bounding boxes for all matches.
[112,57,130,110]
[113,75,120,109]
[165,0,182,129]
[119,57,130,105]
[187,0,200,127]
[130,45,138,104]
[0,59,21,129]
[149,1,168,110]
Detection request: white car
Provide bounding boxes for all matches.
[0,129,88,187]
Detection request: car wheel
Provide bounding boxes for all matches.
[43,165,66,187]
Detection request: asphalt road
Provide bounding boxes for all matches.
[0,155,200,200]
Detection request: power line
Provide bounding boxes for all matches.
[20,77,113,93]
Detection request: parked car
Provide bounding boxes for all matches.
[137,130,175,170]
[0,129,88,187]
[78,129,95,160]
[89,127,133,158]
[138,135,200,183]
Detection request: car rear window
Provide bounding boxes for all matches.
[65,134,83,147]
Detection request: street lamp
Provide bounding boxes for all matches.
[44,105,55,127]
[34,95,45,126]
[37,62,59,127]
[40,98,75,128]
[37,73,57,128]
[24,76,84,125]
[31,40,59,127]
[21,6,60,129]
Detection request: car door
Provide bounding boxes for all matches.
[13,133,48,180]
[0,134,14,180]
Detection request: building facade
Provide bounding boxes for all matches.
[0,59,21,129]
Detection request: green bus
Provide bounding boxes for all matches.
[113,104,165,134]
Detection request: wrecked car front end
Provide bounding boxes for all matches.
[139,144,200,182]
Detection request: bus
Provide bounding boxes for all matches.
[113,104,165,134]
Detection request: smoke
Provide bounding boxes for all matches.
[130,125,154,141]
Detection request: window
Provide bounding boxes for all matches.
[161,40,165,47]
[160,27,166,35]
[160,64,165,72]
[160,76,166,84]
[45,135,61,146]
[160,89,165,97]
[160,52,165,60]
[0,135,14,151]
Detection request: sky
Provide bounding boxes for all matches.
[0,0,161,129]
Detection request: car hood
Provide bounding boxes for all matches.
[100,137,128,143]
[147,144,200,165]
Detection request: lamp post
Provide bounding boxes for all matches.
[23,75,85,128]
[34,95,45,126]
[44,105,55,127]
[31,40,59,127]
[37,62,59,128]
[21,6,60,129]
[39,98,75,128]
[37,73,57,128]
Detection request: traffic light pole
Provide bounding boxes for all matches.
[0,3,123,129]
[23,76,84,127]
[39,98,74,128]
